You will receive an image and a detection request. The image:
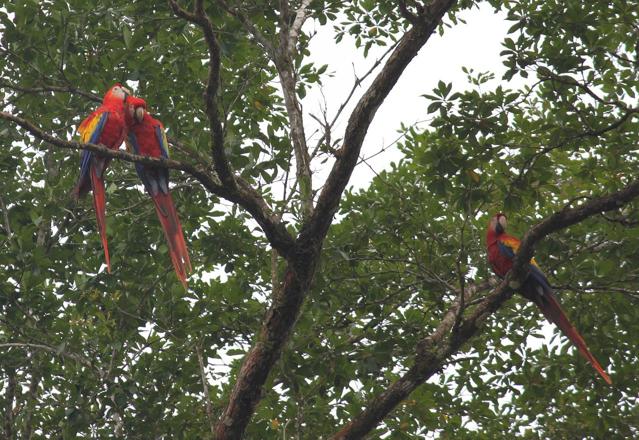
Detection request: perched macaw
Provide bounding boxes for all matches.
[486,213,612,384]
[73,83,135,273]
[126,98,191,287]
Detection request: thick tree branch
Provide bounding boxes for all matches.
[0,111,296,258]
[397,0,420,25]
[213,4,456,438]
[301,0,456,244]
[168,0,234,188]
[331,179,639,439]
[214,260,316,439]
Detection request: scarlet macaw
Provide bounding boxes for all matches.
[486,213,611,384]
[73,83,135,273]
[126,98,191,287]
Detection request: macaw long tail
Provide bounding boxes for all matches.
[151,192,191,288]
[527,284,612,385]
[90,167,111,273]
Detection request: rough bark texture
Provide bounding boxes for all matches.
[1,2,458,439]
[214,258,317,439]
[7,1,636,439]
[213,3,457,438]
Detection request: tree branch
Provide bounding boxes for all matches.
[168,0,234,188]
[3,366,16,440]
[0,80,101,103]
[214,4,456,438]
[0,343,99,373]
[276,68,313,218]
[0,111,296,258]
[0,194,13,238]
[196,344,216,439]
[274,0,313,217]
[331,178,639,439]
[289,0,313,53]
[301,0,457,244]
[214,259,316,439]
[214,0,276,55]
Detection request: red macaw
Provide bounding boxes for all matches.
[126,98,191,287]
[73,83,135,273]
[486,213,612,384]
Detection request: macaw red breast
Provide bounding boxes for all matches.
[487,229,517,277]
[130,113,167,157]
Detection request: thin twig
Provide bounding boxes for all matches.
[196,344,216,439]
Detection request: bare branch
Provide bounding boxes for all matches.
[331,178,639,438]
[310,42,399,160]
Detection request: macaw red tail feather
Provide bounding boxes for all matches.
[529,286,612,385]
[90,167,111,273]
[151,192,190,288]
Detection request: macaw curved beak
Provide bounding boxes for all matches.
[134,106,145,123]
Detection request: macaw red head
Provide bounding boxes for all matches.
[103,83,132,104]
[489,212,507,235]
[125,95,147,125]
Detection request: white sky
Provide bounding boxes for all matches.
[304,4,513,192]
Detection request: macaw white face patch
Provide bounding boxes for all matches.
[110,85,131,101]
[490,216,498,231]
[498,214,507,231]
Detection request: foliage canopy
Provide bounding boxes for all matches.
[1,0,638,438]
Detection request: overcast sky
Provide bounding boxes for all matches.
[303,4,513,192]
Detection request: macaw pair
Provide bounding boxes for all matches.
[73,83,191,287]
[487,213,612,384]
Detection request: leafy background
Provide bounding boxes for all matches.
[1,0,638,438]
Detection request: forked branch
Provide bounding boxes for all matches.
[331,178,639,439]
